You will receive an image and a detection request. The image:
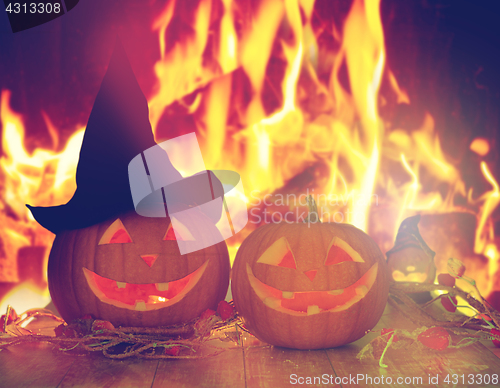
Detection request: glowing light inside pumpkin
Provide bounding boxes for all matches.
[82,260,208,311]
[325,245,358,266]
[140,254,159,268]
[99,219,133,245]
[256,237,293,266]
[278,251,297,269]
[326,237,365,264]
[163,222,195,241]
[246,262,378,315]
[303,270,317,282]
[163,226,177,241]
[109,230,133,244]
[391,270,429,283]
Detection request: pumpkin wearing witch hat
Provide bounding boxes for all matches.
[27,40,230,327]
[386,215,436,284]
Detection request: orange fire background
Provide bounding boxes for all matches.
[0,0,499,313]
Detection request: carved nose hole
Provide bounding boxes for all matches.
[304,270,317,282]
[141,254,159,268]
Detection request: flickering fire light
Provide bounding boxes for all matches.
[0,0,499,314]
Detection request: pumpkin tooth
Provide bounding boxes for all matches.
[134,300,147,311]
[156,282,169,291]
[282,291,294,299]
[355,285,368,296]
[328,289,344,295]
[263,297,281,309]
[307,305,320,315]
[116,281,126,289]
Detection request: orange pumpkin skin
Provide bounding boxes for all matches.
[48,210,230,327]
[231,222,389,349]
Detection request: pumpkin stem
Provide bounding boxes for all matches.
[304,195,321,223]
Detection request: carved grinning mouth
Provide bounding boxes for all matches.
[246,263,378,316]
[83,261,208,311]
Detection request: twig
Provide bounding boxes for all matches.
[117,325,193,336]
[388,285,495,331]
[468,282,500,329]
[390,282,500,322]
[0,305,243,360]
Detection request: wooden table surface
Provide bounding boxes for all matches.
[1,304,499,388]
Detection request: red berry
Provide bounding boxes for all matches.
[437,273,455,287]
[54,323,66,337]
[417,327,450,350]
[217,301,234,321]
[164,346,181,356]
[92,319,115,332]
[440,295,457,313]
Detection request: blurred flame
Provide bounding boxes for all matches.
[387,70,410,105]
[1,0,499,311]
[149,0,500,294]
[474,162,500,256]
[470,138,490,156]
[1,90,84,218]
[0,90,84,309]
[0,282,51,316]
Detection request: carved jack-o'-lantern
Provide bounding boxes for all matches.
[231,208,389,349]
[48,209,230,327]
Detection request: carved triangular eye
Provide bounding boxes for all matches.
[98,219,133,245]
[257,237,297,269]
[163,225,177,241]
[163,220,195,241]
[324,236,364,265]
[278,251,296,269]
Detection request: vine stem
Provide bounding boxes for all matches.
[379,334,394,368]
[3,305,11,332]
[467,281,500,330]
[304,195,321,224]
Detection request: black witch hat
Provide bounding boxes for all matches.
[27,40,222,234]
